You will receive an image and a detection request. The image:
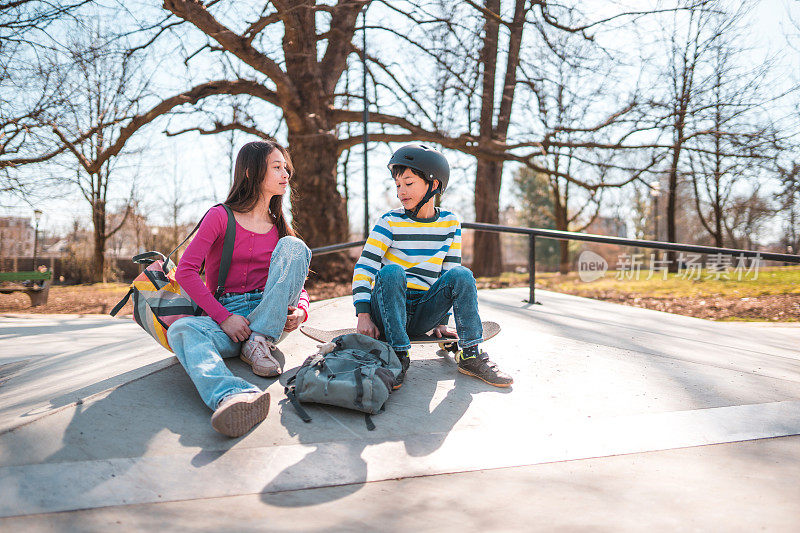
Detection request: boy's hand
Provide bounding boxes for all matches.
[357,313,380,339]
[220,314,251,342]
[432,325,457,338]
[284,306,306,332]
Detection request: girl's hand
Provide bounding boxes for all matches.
[284,306,306,332]
[357,312,380,339]
[220,314,251,342]
[432,325,457,338]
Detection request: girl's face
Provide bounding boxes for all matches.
[395,168,438,211]
[261,149,290,198]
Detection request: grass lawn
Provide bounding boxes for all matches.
[535,267,800,298]
[474,266,800,322]
[1,267,798,322]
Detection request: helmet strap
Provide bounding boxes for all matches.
[407,181,441,218]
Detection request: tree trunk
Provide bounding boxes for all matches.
[91,198,106,283]
[553,197,570,274]
[472,0,502,278]
[713,201,723,248]
[473,159,503,276]
[288,130,351,281]
[666,143,681,272]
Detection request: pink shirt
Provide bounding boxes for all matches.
[175,205,310,325]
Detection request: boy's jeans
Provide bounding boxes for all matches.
[167,236,311,410]
[369,264,484,352]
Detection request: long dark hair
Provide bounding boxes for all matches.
[224,141,296,238]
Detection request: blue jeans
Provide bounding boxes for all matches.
[167,236,312,410]
[369,264,484,352]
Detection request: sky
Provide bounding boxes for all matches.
[2,0,797,245]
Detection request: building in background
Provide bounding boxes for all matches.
[0,217,35,258]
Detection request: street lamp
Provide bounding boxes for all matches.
[361,8,369,239]
[32,209,42,268]
[649,181,661,241]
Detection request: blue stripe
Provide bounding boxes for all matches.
[373,225,392,239]
[355,263,378,275]
[394,245,451,256]
[391,232,455,242]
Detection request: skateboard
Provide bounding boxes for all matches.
[300,321,500,354]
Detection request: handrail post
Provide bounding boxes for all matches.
[528,234,536,304]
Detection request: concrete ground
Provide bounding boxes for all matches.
[1,288,799,531]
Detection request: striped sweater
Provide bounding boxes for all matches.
[352,208,462,314]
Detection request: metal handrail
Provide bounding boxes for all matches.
[311,222,800,303]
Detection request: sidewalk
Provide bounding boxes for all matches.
[1,288,799,530]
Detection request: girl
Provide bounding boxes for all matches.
[168,141,312,438]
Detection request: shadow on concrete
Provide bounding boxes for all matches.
[37,358,281,476]
[261,350,511,507]
[0,318,122,339]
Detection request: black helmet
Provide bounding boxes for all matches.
[387,144,450,194]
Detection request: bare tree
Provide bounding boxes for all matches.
[722,185,775,250]
[685,7,780,248]
[648,0,746,265]
[777,162,800,254]
[156,1,676,277]
[45,27,152,281]
[469,0,527,276]
[0,0,88,197]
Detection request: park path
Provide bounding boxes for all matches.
[1,288,798,531]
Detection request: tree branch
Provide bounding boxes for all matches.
[93,78,278,173]
[162,0,299,113]
[320,0,367,94]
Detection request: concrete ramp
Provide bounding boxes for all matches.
[1,289,799,530]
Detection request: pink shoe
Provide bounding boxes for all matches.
[210,390,270,437]
[240,334,282,377]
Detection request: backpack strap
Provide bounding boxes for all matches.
[214,204,237,299]
[284,377,312,423]
[353,368,365,410]
[162,209,210,274]
[364,413,376,431]
[161,203,236,292]
[110,287,134,317]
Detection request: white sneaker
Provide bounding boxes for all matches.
[240,334,282,377]
[210,390,270,438]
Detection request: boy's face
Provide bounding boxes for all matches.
[395,168,438,211]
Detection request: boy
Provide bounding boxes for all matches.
[352,144,513,388]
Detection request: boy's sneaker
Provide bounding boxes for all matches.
[211,390,270,437]
[241,334,282,377]
[393,351,410,390]
[456,350,513,388]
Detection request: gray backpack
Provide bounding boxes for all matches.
[285,333,402,430]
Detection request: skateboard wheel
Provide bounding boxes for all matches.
[442,341,458,353]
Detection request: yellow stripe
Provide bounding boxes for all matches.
[162,281,182,295]
[407,282,429,291]
[153,315,170,350]
[387,220,459,228]
[134,279,181,295]
[353,274,373,284]
[385,251,445,268]
[133,280,157,291]
[384,251,416,268]
[451,242,461,250]
[366,237,388,252]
